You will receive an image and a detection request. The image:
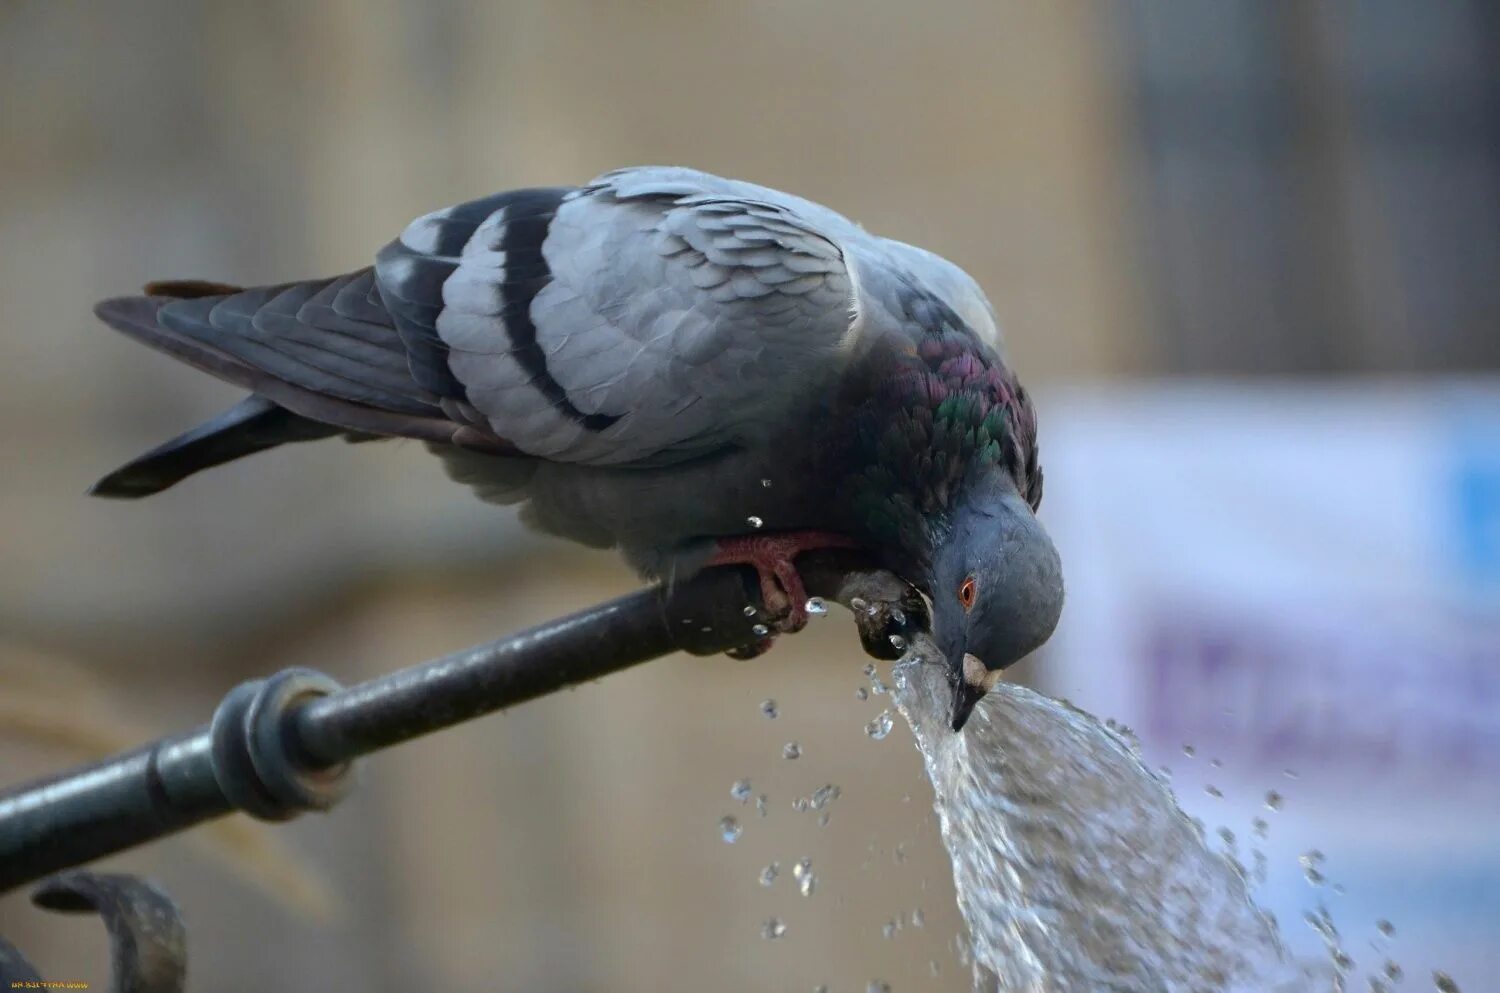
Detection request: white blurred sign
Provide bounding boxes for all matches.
[1036,383,1500,987]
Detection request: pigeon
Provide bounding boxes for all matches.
[91,166,1063,731]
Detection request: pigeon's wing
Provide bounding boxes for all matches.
[375,167,862,466]
[94,270,515,452]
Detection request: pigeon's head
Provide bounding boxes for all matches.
[923,466,1063,732]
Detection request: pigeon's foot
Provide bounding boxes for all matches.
[708,531,861,634]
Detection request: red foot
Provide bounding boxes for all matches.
[707,530,861,634]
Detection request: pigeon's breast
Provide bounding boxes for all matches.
[433,412,856,577]
[531,432,848,576]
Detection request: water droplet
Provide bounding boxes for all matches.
[1182,744,1196,757]
[888,634,907,652]
[1264,790,1284,811]
[849,596,869,613]
[1284,768,1299,779]
[809,783,842,809]
[1204,784,1223,798]
[929,959,941,977]
[1252,817,1269,839]
[798,871,816,897]
[1299,849,1326,869]
[870,675,889,695]
[760,699,778,719]
[756,793,769,818]
[805,596,828,615]
[855,687,869,700]
[889,606,907,627]
[761,478,773,488]
[719,816,741,843]
[1304,906,1340,943]
[747,515,764,529]
[761,917,786,940]
[882,919,898,939]
[1210,757,1223,768]
[1377,919,1396,938]
[743,604,758,617]
[1217,827,1236,848]
[731,779,753,803]
[894,842,908,864]
[1433,970,1460,992]
[867,981,891,993]
[1384,960,1403,982]
[863,662,877,677]
[866,710,895,740]
[759,862,779,886]
[751,623,770,637]
[910,907,925,927]
[814,986,828,993]
[817,812,830,827]
[792,796,810,812]
[783,741,802,760]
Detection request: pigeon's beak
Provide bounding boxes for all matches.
[949,653,992,732]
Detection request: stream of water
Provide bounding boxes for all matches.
[891,657,1335,993]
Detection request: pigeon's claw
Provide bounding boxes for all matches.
[708,531,859,635]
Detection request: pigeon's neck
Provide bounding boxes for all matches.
[840,331,1041,578]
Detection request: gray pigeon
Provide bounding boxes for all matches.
[92,166,1063,730]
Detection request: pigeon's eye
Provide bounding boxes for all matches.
[958,575,977,611]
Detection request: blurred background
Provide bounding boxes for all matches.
[1,1,1497,991]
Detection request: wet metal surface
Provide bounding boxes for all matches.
[0,553,916,894]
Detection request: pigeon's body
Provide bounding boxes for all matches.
[94,166,1062,727]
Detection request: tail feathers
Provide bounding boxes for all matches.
[93,287,516,453]
[90,395,344,499]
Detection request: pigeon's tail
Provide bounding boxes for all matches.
[90,394,344,499]
[89,274,520,498]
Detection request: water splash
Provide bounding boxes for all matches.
[793,857,817,897]
[891,658,1330,992]
[808,783,842,810]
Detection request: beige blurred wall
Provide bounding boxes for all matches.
[0,3,1139,990]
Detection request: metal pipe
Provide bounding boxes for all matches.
[0,552,910,893]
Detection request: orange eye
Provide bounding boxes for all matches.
[958,576,977,611]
